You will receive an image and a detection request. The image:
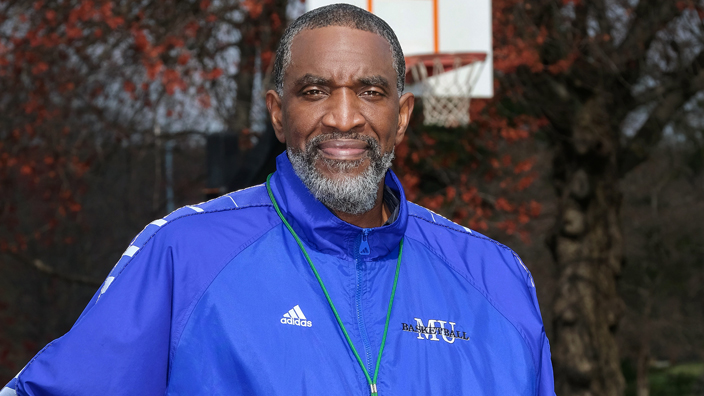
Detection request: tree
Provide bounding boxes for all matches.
[0,0,287,377]
[393,103,545,242]
[618,141,704,396]
[490,0,704,394]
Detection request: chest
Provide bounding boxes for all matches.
[166,239,536,395]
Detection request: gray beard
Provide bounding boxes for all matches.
[287,132,394,215]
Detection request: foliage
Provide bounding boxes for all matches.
[0,0,285,256]
[394,100,546,243]
[484,0,704,395]
[0,0,287,378]
[624,361,704,396]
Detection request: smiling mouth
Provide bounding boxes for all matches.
[317,139,369,160]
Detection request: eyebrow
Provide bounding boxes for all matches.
[292,74,390,90]
[293,74,331,89]
[358,75,389,89]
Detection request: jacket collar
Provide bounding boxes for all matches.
[269,152,408,261]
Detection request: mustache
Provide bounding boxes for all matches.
[305,132,380,155]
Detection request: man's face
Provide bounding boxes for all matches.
[267,26,414,184]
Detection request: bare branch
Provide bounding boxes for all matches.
[6,252,103,287]
[615,0,681,74]
[620,52,704,175]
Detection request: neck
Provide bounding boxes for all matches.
[332,179,388,228]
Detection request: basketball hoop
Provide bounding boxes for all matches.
[405,53,487,128]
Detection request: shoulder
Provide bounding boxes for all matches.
[404,201,544,351]
[104,184,280,290]
[139,184,277,246]
[160,184,274,233]
[405,201,528,282]
[405,201,535,295]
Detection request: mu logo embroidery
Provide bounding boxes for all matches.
[401,318,470,344]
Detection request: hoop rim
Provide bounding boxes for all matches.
[404,52,487,82]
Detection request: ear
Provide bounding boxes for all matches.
[266,90,286,143]
[395,92,415,146]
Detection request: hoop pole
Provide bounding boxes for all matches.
[433,0,439,53]
[367,0,373,12]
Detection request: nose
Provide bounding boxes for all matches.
[321,89,366,132]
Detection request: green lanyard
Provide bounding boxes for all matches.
[266,174,403,396]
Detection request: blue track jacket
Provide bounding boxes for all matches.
[2,153,555,395]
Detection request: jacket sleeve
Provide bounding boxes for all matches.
[537,332,556,396]
[2,227,174,396]
[514,252,556,396]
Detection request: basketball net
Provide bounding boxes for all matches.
[407,55,486,128]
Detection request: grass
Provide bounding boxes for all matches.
[624,361,704,396]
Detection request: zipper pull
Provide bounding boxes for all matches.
[370,383,378,395]
[359,229,370,256]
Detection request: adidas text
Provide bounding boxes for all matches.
[280,317,312,327]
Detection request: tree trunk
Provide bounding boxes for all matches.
[232,40,255,133]
[636,309,651,396]
[232,0,288,133]
[550,94,626,396]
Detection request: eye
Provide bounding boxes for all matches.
[361,90,384,97]
[303,89,326,96]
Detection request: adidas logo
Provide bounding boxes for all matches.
[280,305,313,327]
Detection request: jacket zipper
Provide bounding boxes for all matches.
[356,229,373,373]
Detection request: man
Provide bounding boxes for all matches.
[2,4,554,395]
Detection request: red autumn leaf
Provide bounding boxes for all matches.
[59,82,75,92]
[498,220,517,235]
[516,174,537,191]
[106,17,124,29]
[270,13,282,30]
[445,186,457,201]
[501,154,512,167]
[514,159,535,174]
[145,60,164,80]
[100,2,113,18]
[123,80,136,93]
[204,67,223,80]
[133,30,149,52]
[31,62,49,75]
[495,197,516,212]
[65,25,83,39]
[177,52,190,65]
[197,93,211,108]
[243,0,264,19]
[165,37,185,48]
[147,45,164,59]
[77,0,95,21]
[184,21,199,38]
[528,201,541,217]
[20,165,33,175]
[261,50,274,69]
[518,212,530,224]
